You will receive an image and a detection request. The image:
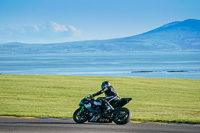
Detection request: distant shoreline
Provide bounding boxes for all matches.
[132,70,188,73]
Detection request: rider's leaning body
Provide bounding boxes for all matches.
[91,81,120,111]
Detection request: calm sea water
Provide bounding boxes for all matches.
[0,52,200,79]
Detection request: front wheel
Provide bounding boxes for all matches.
[73,107,89,123]
[113,107,132,125]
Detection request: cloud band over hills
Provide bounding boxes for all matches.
[0,22,81,43]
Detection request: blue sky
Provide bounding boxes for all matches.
[0,0,200,43]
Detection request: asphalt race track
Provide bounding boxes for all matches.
[0,117,200,133]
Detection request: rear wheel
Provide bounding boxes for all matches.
[113,107,132,125]
[73,107,89,123]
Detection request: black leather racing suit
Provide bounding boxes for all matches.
[93,86,120,109]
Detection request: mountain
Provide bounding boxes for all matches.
[1,19,200,54]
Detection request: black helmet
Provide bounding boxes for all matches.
[101,81,110,89]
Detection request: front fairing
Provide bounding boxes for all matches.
[79,98,93,109]
[79,98,87,106]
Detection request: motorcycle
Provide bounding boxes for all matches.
[73,95,132,125]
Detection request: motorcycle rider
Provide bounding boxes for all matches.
[89,81,120,112]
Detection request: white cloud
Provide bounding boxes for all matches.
[50,22,68,32]
[69,25,81,36]
[33,25,39,31]
[0,22,83,43]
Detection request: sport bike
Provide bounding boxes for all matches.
[73,95,132,125]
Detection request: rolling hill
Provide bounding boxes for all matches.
[0,19,200,54]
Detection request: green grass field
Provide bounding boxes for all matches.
[0,74,200,124]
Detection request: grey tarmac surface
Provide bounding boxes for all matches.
[0,117,200,133]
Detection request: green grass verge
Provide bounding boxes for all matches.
[0,74,200,124]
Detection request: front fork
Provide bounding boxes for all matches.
[77,106,86,117]
[80,106,85,112]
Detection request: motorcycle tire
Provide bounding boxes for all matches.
[73,108,89,123]
[113,107,132,125]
